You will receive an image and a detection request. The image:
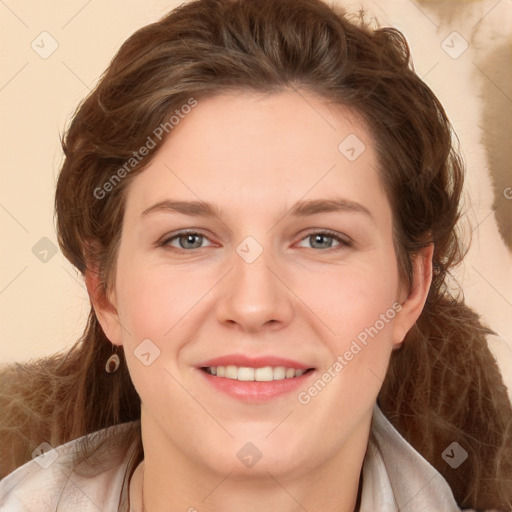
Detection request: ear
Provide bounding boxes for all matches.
[392,244,434,348]
[84,261,124,347]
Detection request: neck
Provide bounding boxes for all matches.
[138,413,370,512]
[142,467,363,512]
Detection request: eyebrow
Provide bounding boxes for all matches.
[140,197,373,220]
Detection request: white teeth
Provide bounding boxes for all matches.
[273,366,286,380]
[225,365,238,379]
[254,367,273,381]
[205,365,309,381]
[237,367,254,381]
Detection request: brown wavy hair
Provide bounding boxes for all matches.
[1,0,511,509]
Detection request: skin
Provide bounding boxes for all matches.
[87,89,432,512]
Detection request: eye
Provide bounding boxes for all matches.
[296,230,352,250]
[161,231,213,250]
[160,229,352,252]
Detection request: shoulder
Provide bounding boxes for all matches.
[0,421,140,512]
[363,404,484,512]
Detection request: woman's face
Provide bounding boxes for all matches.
[93,90,430,481]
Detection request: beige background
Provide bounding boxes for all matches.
[1,0,511,398]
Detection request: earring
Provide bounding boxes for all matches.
[105,349,121,374]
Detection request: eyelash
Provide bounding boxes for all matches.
[159,229,352,252]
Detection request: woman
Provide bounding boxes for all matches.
[1,0,511,510]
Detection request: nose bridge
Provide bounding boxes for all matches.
[215,234,294,331]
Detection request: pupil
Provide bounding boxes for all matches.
[313,234,330,248]
[182,234,201,248]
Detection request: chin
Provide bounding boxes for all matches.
[196,437,314,481]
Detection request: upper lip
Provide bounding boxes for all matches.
[197,355,314,370]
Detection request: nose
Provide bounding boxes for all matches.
[215,240,294,334]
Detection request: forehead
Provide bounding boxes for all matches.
[122,89,389,222]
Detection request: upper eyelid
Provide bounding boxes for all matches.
[160,230,214,248]
[161,229,214,244]
[296,230,352,247]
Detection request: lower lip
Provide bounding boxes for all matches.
[198,369,315,402]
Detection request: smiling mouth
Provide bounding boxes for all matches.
[201,365,315,382]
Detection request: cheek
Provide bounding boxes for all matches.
[114,260,210,343]
[300,256,400,345]
[295,271,399,431]
[114,264,191,410]
[296,255,400,402]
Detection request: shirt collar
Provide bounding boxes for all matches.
[362,403,462,510]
